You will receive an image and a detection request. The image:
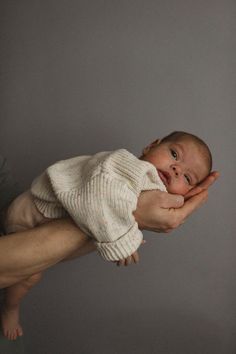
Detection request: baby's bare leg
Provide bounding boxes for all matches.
[1,272,42,340]
[1,233,95,341]
[0,219,94,288]
[0,221,95,340]
[0,214,96,341]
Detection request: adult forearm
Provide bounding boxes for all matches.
[0,219,91,288]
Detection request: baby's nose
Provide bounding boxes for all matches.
[172,165,182,177]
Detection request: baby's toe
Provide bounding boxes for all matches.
[11,329,16,340]
[10,331,14,340]
[7,330,12,340]
[17,326,23,337]
[14,329,18,340]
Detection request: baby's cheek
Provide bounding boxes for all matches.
[167,183,191,196]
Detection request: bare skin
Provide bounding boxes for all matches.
[0,223,96,340]
[1,307,22,340]
[0,171,219,340]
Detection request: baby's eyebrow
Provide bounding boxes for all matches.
[174,143,201,184]
[174,143,184,155]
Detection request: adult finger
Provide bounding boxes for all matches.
[160,191,184,209]
[184,186,204,200]
[176,189,208,222]
[185,171,219,200]
[198,171,219,189]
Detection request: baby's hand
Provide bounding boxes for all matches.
[115,240,146,267]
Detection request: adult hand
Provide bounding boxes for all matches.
[184,171,219,200]
[134,171,219,233]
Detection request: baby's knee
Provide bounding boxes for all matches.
[24,272,43,289]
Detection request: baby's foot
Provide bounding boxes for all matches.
[1,305,23,340]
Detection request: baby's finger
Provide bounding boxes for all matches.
[132,251,140,264]
[125,256,133,266]
[117,259,125,267]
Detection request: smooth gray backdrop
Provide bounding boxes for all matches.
[1,1,235,354]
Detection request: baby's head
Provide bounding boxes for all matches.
[140,131,212,195]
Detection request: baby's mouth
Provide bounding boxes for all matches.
[157,170,170,187]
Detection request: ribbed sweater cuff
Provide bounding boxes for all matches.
[96,223,143,261]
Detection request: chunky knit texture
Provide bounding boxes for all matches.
[31,149,167,261]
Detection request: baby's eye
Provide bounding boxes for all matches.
[171,149,178,160]
[184,175,191,184]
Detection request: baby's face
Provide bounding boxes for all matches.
[141,138,209,195]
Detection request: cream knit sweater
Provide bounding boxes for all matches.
[31,149,167,261]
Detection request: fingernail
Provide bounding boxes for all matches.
[177,195,184,203]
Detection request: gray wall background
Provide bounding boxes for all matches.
[1,1,235,353]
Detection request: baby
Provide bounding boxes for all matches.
[1,131,212,340]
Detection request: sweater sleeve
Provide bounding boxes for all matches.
[31,149,166,262]
[58,172,143,262]
[96,223,143,261]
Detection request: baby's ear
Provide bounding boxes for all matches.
[141,139,160,156]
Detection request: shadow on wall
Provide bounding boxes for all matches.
[25,306,226,354]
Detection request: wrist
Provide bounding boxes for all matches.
[133,210,144,230]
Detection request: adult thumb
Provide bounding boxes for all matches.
[162,193,184,209]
